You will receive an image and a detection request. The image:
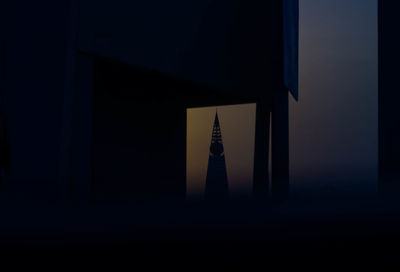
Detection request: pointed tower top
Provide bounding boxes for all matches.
[211,111,223,146]
[214,110,220,127]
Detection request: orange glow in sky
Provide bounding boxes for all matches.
[186,103,256,199]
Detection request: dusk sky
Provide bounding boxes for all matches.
[291,0,378,195]
[187,104,256,199]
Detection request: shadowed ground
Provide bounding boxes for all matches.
[1,193,400,269]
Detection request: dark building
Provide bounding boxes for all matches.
[0,0,299,202]
[2,1,400,269]
[205,111,229,200]
[379,1,400,194]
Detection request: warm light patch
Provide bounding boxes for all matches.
[186,103,256,199]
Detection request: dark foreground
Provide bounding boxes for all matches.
[1,195,400,270]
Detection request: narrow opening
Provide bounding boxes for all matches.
[186,103,257,200]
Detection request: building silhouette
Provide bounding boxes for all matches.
[0,0,298,201]
[205,111,229,200]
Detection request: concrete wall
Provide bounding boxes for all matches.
[77,0,284,96]
[379,1,400,185]
[1,1,70,199]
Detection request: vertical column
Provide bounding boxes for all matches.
[59,0,79,200]
[378,0,400,194]
[271,89,289,201]
[180,105,188,200]
[69,54,94,201]
[253,100,270,199]
[0,2,9,187]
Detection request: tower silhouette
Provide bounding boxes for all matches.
[205,111,229,200]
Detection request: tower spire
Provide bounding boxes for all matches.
[205,111,229,200]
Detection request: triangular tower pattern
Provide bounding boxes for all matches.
[205,111,229,200]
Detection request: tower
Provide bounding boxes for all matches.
[205,111,229,200]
